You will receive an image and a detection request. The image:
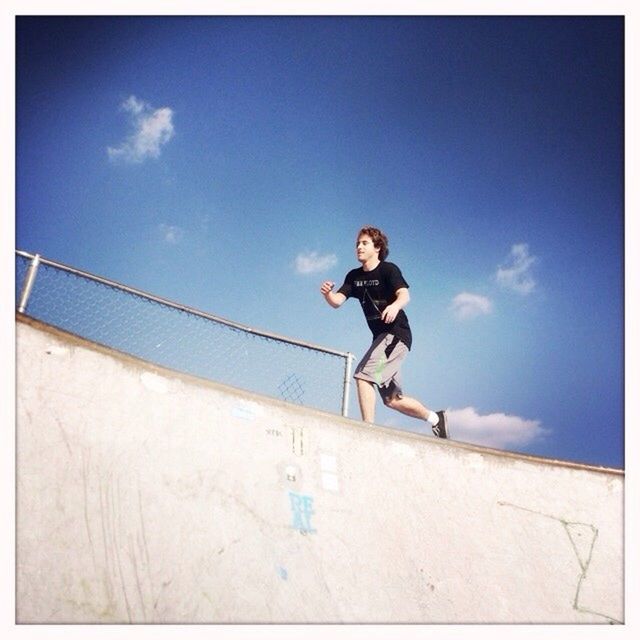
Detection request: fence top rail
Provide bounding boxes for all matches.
[16,249,352,359]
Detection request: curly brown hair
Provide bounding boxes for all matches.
[357,226,389,261]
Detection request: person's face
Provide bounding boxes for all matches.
[356,234,380,264]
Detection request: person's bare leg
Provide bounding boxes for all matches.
[387,394,450,438]
[385,394,431,420]
[356,378,377,423]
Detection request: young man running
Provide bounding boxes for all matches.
[320,226,449,438]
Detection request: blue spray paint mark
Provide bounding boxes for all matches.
[288,491,316,534]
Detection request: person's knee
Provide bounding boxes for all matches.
[384,393,401,408]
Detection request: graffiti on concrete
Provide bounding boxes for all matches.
[288,491,316,535]
[498,500,621,624]
[291,427,305,457]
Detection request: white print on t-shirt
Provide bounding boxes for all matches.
[354,279,380,287]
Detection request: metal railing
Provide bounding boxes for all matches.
[16,250,354,416]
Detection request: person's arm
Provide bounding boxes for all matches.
[320,281,347,309]
[381,287,410,323]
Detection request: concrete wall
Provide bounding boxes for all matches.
[16,316,624,623]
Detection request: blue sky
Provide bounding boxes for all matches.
[14,15,624,468]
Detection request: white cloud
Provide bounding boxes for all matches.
[108,95,175,164]
[158,223,184,244]
[450,292,493,320]
[121,95,145,115]
[295,251,338,274]
[496,243,537,294]
[447,406,549,450]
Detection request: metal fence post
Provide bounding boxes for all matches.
[341,352,354,417]
[17,253,41,314]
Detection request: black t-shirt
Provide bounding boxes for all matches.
[337,261,412,350]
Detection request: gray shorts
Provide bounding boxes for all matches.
[354,333,409,403]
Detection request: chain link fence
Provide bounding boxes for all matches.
[16,251,353,416]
